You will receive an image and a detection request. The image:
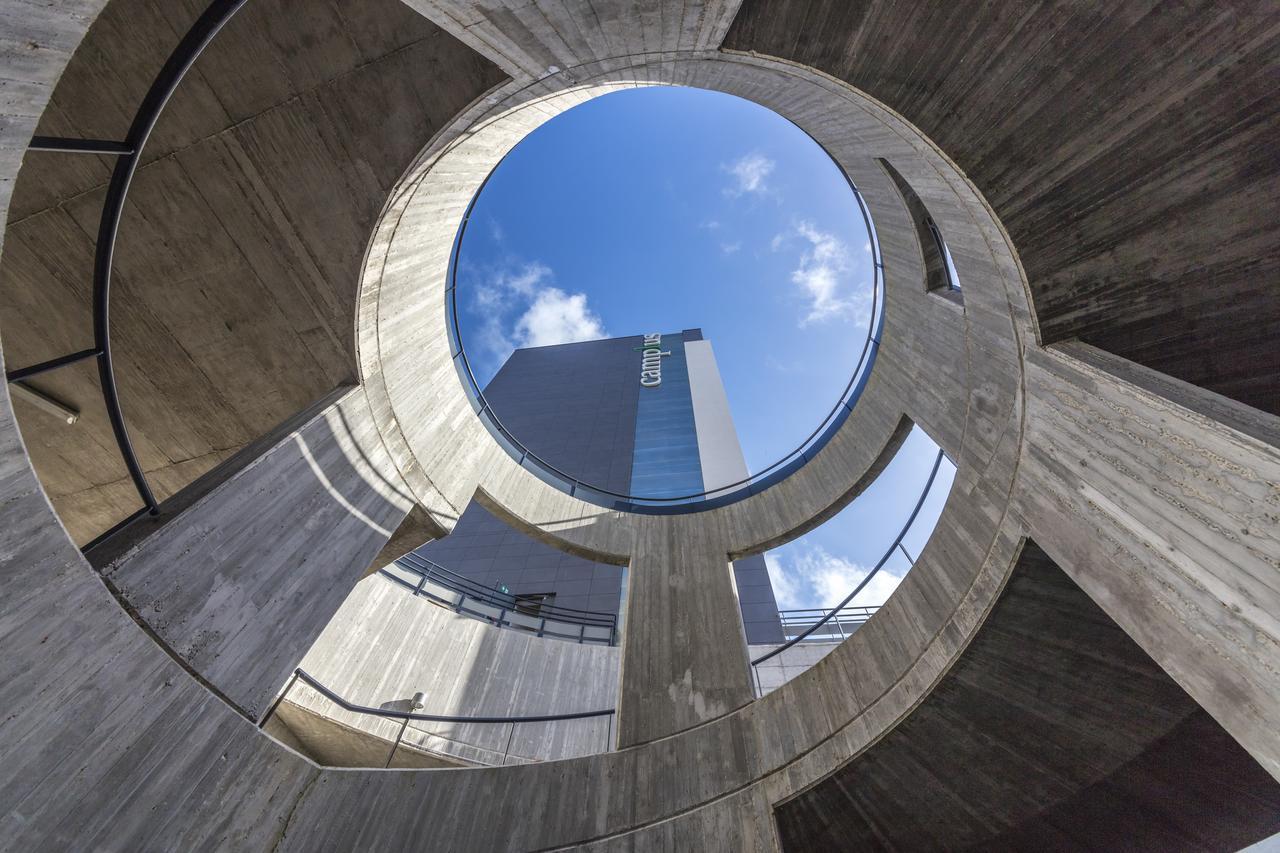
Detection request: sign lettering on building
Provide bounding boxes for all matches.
[639,333,670,388]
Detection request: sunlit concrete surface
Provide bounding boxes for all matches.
[0,1,1276,850]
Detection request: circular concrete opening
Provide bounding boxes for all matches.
[447,87,883,511]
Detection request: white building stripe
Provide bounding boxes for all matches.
[684,339,750,495]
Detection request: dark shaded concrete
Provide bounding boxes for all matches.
[773,542,1280,852]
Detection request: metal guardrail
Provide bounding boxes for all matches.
[7,0,253,552]
[776,605,881,643]
[751,447,946,668]
[261,668,615,768]
[445,131,887,515]
[382,552,618,645]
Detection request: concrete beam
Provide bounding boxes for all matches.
[399,0,745,80]
[1018,341,1280,778]
[618,518,752,746]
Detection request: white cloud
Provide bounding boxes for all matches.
[765,545,905,610]
[790,221,869,326]
[500,261,551,297]
[770,232,787,252]
[469,261,605,369]
[513,287,606,348]
[475,314,515,366]
[720,241,742,255]
[723,152,774,196]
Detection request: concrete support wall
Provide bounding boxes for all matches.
[618,517,753,745]
[1018,341,1280,776]
[403,0,743,79]
[95,387,416,718]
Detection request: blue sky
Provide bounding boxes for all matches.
[455,87,954,610]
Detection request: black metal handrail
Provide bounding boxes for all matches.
[397,552,616,624]
[445,130,886,515]
[278,668,614,724]
[383,553,618,645]
[9,0,252,552]
[261,667,615,767]
[751,447,946,667]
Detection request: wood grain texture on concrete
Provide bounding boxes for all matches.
[724,0,1280,415]
[97,386,417,719]
[0,0,506,544]
[286,571,619,765]
[1017,340,1280,778]
[0,0,1276,849]
[402,0,745,79]
[353,49,1029,743]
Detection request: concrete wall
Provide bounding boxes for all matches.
[0,0,506,543]
[279,572,619,766]
[748,642,839,697]
[0,0,1276,850]
[88,386,414,718]
[725,0,1280,416]
[774,543,1280,851]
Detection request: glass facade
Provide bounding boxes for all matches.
[413,330,784,643]
[630,334,705,499]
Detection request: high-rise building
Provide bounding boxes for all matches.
[416,329,786,644]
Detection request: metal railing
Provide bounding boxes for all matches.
[382,552,618,645]
[776,605,881,643]
[6,0,252,552]
[445,130,887,515]
[751,447,946,672]
[261,668,615,768]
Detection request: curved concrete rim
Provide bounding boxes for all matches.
[0,11,1040,848]
[356,49,1035,565]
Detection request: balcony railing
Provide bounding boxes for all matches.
[261,668,614,768]
[381,551,618,645]
[776,605,880,643]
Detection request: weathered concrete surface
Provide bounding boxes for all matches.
[618,516,753,746]
[288,572,618,765]
[0,0,1276,849]
[1017,340,1280,777]
[362,503,442,577]
[96,386,417,719]
[353,50,1027,744]
[403,0,744,79]
[724,0,1280,416]
[774,543,1280,851]
[748,642,840,696]
[0,0,506,544]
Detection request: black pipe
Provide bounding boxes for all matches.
[89,0,252,518]
[5,347,100,382]
[28,137,134,155]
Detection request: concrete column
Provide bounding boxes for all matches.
[399,0,744,80]
[617,516,753,746]
[1018,341,1280,778]
[94,386,417,719]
